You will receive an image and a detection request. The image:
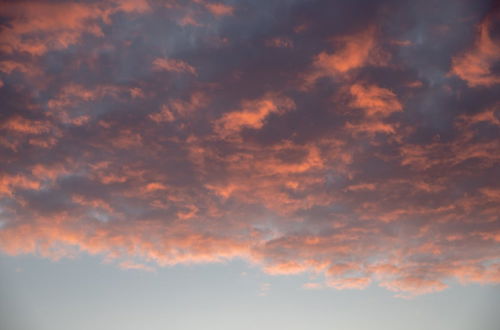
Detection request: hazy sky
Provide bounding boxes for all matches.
[0,0,499,329]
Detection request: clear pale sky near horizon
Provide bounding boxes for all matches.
[1,255,499,330]
[0,0,499,329]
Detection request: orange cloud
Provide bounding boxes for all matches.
[341,83,403,137]
[345,120,398,136]
[205,3,234,16]
[149,92,209,123]
[143,182,168,193]
[111,0,151,14]
[0,2,105,55]
[305,26,388,86]
[0,60,41,76]
[348,84,403,117]
[47,84,123,124]
[111,130,143,149]
[457,106,500,127]
[450,15,500,87]
[264,261,308,275]
[152,58,197,75]
[178,12,203,27]
[119,261,156,272]
[214,93,295,138]
[380,277,448,298]
[316,28,376,73]
[345,183,376,191]
[149,105,176,123]
[72,194,113,213]
[399,128,500,171]
[480,187,500,201]
[326,277,372,290]
[1,116,52,135]
[0,1,153,55]
[1,0,499,300]
[0,174,40,196]
[302,282,323,289]
[191,0,234,16]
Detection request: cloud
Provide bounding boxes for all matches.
[111,0,151,14]
[340,83,403,137]
[302,282,323,290]
[0,60,41,76]
[152,58,197,75]
[204,2,234,16]
[380,277,448,299]
[149,92,209,123]
[214,93,296,138]
[0,2,105,55]
[326,277,372,290]
[0,0,153,57]
[0,0,499,298]
[265,37,294,49]
[304,26,389,87]
[119,260,156,272]
[0,174,40,196]
[450,14,500,87]
[1,116,52,135]
[348,84,403,117]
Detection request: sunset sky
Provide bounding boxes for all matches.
[0,0,499,329]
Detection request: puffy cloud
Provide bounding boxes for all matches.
[0,0,499,298]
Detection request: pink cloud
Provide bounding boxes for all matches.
[152,58,197,75]
[214,93,295,138]
[348,84,403,117]
[0,0,154,55]
[303,26,389,88]
[380,277,448,298]
[0,0,499,300]
[119,261,156,272]
[450,14,500,87]
[205,3,234,16]
[1,116,52,135]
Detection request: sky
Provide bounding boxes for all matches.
[0,0,499,329]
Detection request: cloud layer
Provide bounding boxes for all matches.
[0,0,499,297]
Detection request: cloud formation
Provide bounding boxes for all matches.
[450,12,500,87]
[0,0,499,298]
